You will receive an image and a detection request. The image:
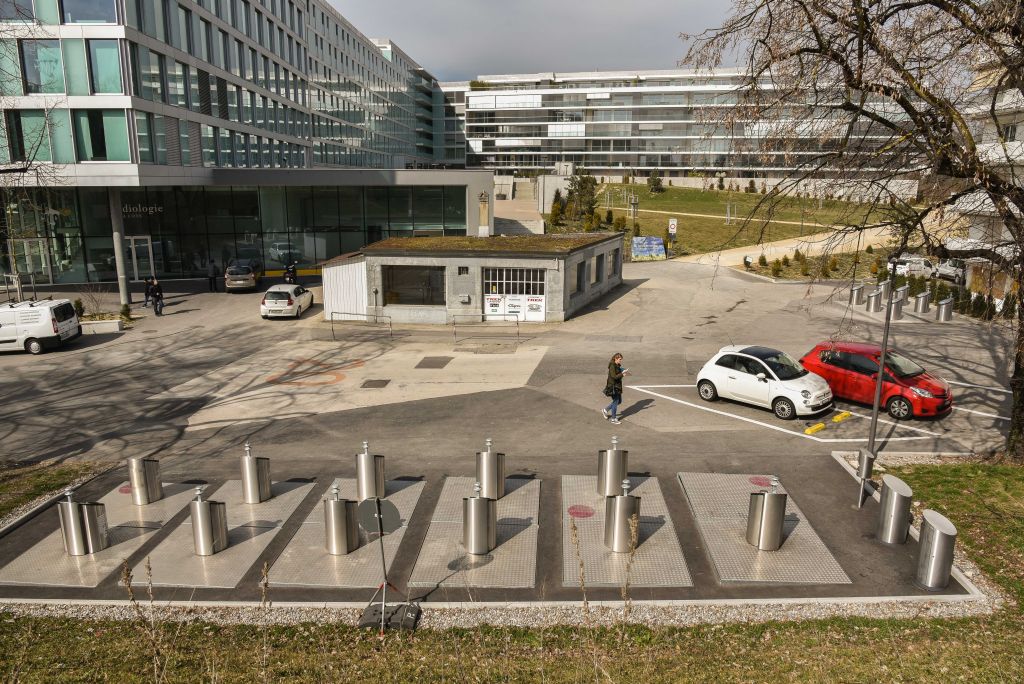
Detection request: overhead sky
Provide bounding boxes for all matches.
[329,0,731,81]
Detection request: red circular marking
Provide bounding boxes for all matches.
[118,485,132,494]
[568,505,595,519]
[748,476,772,487]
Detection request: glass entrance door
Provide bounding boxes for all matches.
[7,238,53,285]
[124,235,155,281]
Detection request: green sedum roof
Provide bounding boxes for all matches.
[362,233,620,256]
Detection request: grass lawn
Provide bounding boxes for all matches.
[1,463,1022,681]
[0,461,103,521]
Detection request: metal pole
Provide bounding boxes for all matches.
[108,189,131,306]
[863,258,898,506]
[375,496,387,635]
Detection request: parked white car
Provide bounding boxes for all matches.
[935,258,965,283]
[0,300,82,355]
[696,345,833,419]
[260,284,314,319]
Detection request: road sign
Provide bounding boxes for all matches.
[668,218,677,236]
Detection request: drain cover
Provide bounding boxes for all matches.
[361,379,390,388]
[415,356,453,369]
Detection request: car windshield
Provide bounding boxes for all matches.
[886,352,925,378]
[762,351,808,380]
[265,291,290,301]
[227,266,252,275]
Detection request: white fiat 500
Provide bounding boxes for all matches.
[696,345,833,420]
[260,284,314,319]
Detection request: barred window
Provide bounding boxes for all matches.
[483,268,545,296]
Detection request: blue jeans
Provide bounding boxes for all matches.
[605,392,621,417]
[153,298,164,315]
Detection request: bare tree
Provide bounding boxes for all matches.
[685,0,1024,462]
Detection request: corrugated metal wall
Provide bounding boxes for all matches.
[322,257,368,321]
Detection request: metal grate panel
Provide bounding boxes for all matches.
[560,475,692,588]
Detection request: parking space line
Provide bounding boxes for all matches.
[627,384,697,388]
[631,387,931,443]
[842,409,942,436]
[953,406,1011,421]
[947,380,1011,394]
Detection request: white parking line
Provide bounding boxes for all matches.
[947,380,1012,394]
[953,406,1011,421]
[631,386,931,443]
[627,384,697,388]
[842,409,942,436]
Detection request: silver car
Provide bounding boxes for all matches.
[260,284,314,319]
[225,259,263,291]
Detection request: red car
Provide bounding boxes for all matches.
[799,341,953,419]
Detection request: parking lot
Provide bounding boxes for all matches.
[0,260,1012,608]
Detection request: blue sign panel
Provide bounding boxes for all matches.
[631,236,666,261]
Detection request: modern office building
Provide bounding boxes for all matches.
[441,69,830,178]
[0,0,492,287]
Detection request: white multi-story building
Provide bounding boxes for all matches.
[0,0,492,286]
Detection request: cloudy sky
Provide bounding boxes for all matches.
[329,1,731,81]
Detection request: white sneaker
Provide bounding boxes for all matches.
[602,409,610,419]
[609,418,621,424]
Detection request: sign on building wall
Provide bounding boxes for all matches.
[485,294,545,322]
[631,236,667,261]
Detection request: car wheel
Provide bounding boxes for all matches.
[773,397,796,420]
[261,315,268,320]
[887,396,913,420]
[295,305,302,319]
[25,338,45,355]
[697,380,718,401]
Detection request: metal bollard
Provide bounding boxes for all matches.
[462,483,497,555]
[936,297,953,322]
[746,476,787,551]
[79,502,110,554]
[597,435,629,496]
[191,487,229,556]
[857,448,876,480]
[877,474,913,545]
[604,479,642,553]
[865,290,882,313]
[894,284,910,304]
[891,298,904,320]
[57,491,88,556]
[128,456,163,506]
[240,442,272,504]
[356,441,385,501]
[324,486,360,555]
[916,509,957,591]
[475,437,506,500]
[849,284,865,306]
[879,279,891,302]
[913,292,931,314]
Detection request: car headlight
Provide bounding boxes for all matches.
[800,390,811,398]
[910,387,934,398]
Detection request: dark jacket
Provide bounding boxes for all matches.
[605,360,624,396]
[150,283,164,300]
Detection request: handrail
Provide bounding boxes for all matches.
[329,311,393,340]
[451,313,521,344]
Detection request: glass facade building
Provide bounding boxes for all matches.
[0,0,492,284]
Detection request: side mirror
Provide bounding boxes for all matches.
[756,372,767,382]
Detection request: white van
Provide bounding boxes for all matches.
[0,300,82,355]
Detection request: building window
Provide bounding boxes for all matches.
[20,40,64,94]
[167,61,186,107]
[87,39,121,93]
[458,266,469,276]
[483,268,545,295]
[570,261,585,295]
[1002,124,1018,143]
[608,248,620,276]
[62,0,117,23]
[593,254,605,284]
[72,109,130,161]
[382,266,445,305]
[0,0,33,20]
[4,110,50,161]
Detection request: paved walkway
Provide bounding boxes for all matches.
[675,226,891,266]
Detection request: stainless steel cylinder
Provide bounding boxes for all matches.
[895,285,910,304]
[356,452,385,501]
[849,284,865,306]
[866,290,882,313]
[191,499,229,556]
[324,498,360,555]
[79,502,110,554]
[916,509,957,591]
[879,279,891,301]
[746,491,787,551]
[128,456,163,506]
[857,448,876,480]
[891,298,904,320]
[914,292,931,314]
[462,496,497,555]
[240,455,272,504]
[877,474,913,545]
[476,449,506,500]
[597,448,628,496]
[57,499,87,557]
[604,494,642,553]
[936,298,953,322]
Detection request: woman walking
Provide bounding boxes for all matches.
[602,353,629,425]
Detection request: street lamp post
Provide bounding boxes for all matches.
[861,257,899,507]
